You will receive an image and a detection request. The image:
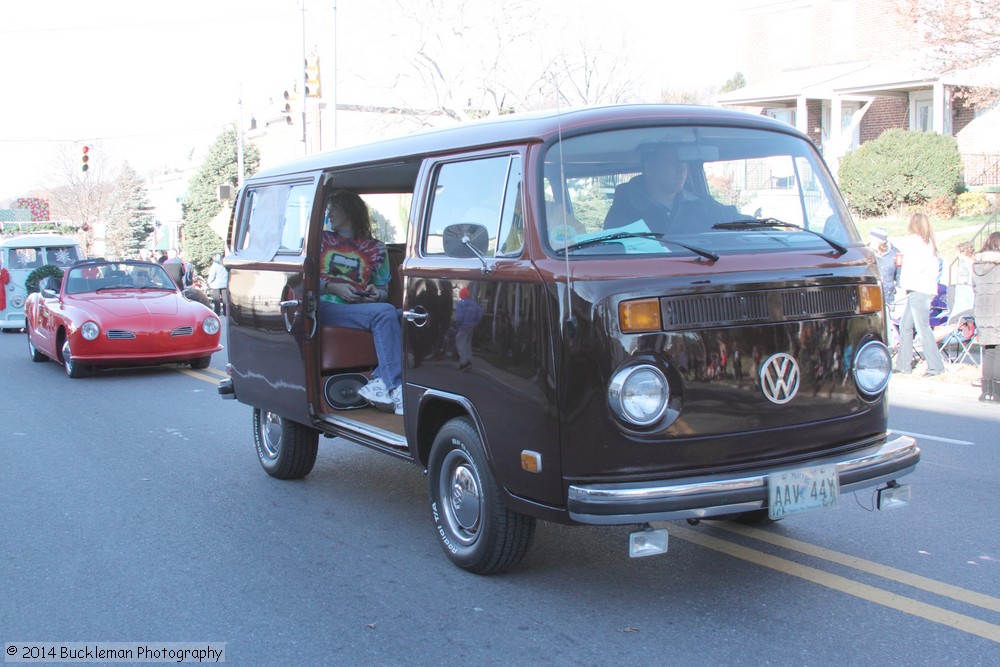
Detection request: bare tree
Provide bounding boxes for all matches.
[386,0,644,119]
[41,142,114,255]
[901,0,1000,107]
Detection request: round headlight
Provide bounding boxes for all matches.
[81,321,100,340]
[854,340,891,395]
[202,316,220,335]
[608,365,669,426]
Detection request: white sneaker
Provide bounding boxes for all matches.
[357,377,392,409]
[390,385,403,416]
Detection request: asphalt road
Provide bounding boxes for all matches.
[1,327,998,666]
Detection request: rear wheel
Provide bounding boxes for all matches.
[428,417,536,574]
[252,408,318,479]
[27,327,47,362]
[61,339,87,378]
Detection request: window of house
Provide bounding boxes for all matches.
[911,91,933,132]
[765,108,797,127]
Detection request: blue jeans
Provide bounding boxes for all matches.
[897,290,945,374]
[318,300,403,390]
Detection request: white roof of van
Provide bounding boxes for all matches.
[0,233,81,249]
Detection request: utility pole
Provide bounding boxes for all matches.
[237,89,245,189]
[301,1,308,154]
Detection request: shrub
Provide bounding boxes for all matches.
[838,128,962,217]
[924,194,954,219]
[954,191,991,217]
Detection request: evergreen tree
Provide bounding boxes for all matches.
[105,162,155,259]
[181,127,260,275]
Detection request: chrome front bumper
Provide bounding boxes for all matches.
[567,434,919,525]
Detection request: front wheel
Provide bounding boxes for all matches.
[427,417,536,574]
[62,339,87,378]
[252,408,318,479]
[190,355,211,370]
[27,327,47,362]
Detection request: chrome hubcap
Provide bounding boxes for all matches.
[441,450,482,545]
[260,411,282,459]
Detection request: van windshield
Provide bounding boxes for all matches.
[542,125,857,257]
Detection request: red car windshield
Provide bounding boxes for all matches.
[64,262,176,294]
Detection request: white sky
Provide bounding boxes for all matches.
[0,0,745,201]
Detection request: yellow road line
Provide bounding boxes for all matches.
[712,522,1000,614]
[669,524,1000,644]
[178,368,221,384]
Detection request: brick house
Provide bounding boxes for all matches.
[716,0,1000,190]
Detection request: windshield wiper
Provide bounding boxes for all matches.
[712,217,847,255]
[557,231,719,262]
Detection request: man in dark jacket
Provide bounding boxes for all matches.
[604,143,736,235]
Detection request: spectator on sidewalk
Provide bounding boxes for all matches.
[894,212,946,377]
[972,232,1000,402]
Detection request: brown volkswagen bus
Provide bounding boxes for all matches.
[219,105,918,573]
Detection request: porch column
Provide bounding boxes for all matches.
[828,95,843,176]
[796,95,809,134]
[933,81,947,135]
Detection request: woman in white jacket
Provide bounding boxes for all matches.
[894,212,946,377]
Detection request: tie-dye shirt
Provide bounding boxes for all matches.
[318,231,389,304]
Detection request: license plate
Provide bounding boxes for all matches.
[768,465,840,519]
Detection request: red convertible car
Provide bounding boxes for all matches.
[25,258,223,378]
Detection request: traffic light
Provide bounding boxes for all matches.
[281,90,295,124]
[305,55,320,98]
[81,145,90,172]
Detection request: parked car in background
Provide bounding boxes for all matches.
[24,258,223,377]
[1,233,84,331]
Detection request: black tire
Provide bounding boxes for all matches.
[252,408,319,479]
[427,417,536,574]
[27,327,48,362]
[190,355,211,370]
[62,339,87,378]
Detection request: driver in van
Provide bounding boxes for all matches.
[604,142,733,234]
[317,189,403,416]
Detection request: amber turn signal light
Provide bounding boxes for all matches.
[619,298,662,333]
[858,284,883,314]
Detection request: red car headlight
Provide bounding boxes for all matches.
[81,321,100,340]
[202,317,220,336]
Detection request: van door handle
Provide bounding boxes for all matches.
[402,309,428,327]
[280,299,301,333]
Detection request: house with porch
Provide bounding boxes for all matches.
[716,0,1000,192]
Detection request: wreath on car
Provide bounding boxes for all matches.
[25,264,65,294]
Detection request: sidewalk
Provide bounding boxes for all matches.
[888,360,981,399]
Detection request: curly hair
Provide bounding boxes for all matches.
[327,190,373,239]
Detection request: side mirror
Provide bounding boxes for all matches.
[40,276,61,294]
[442,223,490,258]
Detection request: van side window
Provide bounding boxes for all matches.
[424,154,521,257]
[233,183,314,260]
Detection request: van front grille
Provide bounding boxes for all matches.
[661,286,859,331]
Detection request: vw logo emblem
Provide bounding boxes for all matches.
[760,353,800,404]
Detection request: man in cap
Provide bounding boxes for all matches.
[868,227,900,307]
